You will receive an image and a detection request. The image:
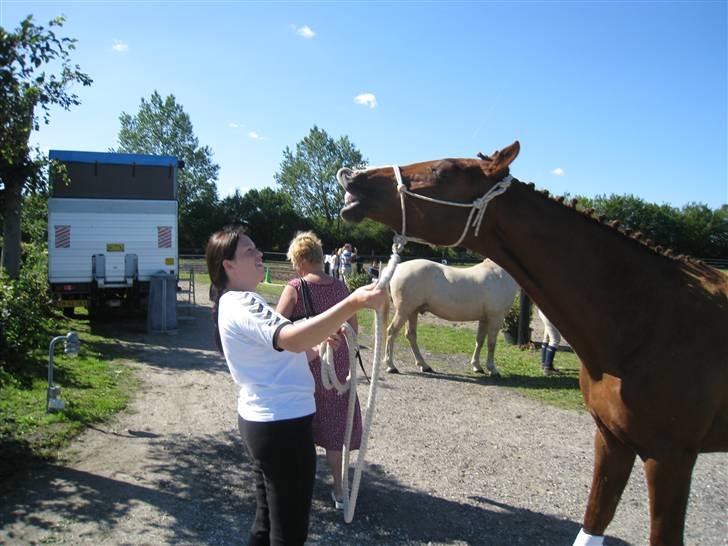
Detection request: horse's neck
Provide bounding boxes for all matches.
[475,184,667,374]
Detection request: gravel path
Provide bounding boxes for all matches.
[0,285,725,545]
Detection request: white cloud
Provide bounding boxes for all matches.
[297,25,316,39]
[228,122,240,128]
[551,167,565,176]
[248,131,265,140]
[112,40,128,52]
[354,93,377,109]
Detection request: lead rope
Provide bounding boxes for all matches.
[318,240,403,523]
[324,165,511,522]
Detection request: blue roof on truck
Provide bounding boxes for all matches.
[49,150,180,167]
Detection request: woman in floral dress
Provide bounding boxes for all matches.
[276,231,363,509]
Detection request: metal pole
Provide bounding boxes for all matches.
[47,336,63,412]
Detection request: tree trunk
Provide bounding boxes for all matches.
[0,179,23,279]
[1,98,36,280]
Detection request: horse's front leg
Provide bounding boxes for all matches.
[405,312,432,372]
[574,426,636,546]
[470,320,487,374]
[643,450,697,546]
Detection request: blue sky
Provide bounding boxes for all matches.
[2,0,726,209]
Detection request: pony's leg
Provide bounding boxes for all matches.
[405,312,432,372]
[484,322,501,377]
[578,426,636,542]
[643,451,697,546]
[469,320,486,373]
[384,310,407,374]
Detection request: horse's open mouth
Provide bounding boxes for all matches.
[342,191,359,210]
[340,191,365,222]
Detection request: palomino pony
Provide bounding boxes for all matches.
[337,142,728,546]
[384,258,517,376]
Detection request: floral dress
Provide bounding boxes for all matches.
[287,277,363,450]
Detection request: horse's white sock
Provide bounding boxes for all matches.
[572,528,604,546]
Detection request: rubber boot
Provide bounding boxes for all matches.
[543,345,559,374]
[540,343,548,365]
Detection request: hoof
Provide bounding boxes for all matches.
[472,367,485,374]
[489,370,501,378]
[419,366,435,373]
[386,366,400,374]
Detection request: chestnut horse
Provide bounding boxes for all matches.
[337,142,728,546]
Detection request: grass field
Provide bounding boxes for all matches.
[0,312,137,478]
[245,280,584,411]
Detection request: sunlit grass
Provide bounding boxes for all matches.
[355,309,584,411]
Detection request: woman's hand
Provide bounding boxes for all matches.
[305,347,319,362]
[326,332,344,351]
[351,282,387,310]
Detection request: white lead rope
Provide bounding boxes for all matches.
[319,242,403,523]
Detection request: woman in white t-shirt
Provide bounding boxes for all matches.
[206,225,384,546]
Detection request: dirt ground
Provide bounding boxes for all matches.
[0,283,725,545]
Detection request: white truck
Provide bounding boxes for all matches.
[47,150,182,316]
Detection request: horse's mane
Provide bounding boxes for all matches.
[512,177,718,278]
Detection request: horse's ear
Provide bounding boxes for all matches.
[478,141,520,176]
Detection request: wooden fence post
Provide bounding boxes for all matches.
[517,289,531,345]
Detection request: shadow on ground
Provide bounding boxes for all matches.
[80,303,227,375]
[0,427,630,545]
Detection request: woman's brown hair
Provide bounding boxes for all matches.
[205,224,246,352]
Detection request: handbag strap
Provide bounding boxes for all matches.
[298,277,316,318]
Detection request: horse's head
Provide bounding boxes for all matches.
[338,141,520,246]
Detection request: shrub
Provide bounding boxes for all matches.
[501,292,533,344]
[344,271,372,292]
[501,295,520,339]
[0,244,58,376]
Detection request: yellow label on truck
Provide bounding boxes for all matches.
[165,257,175,265]
[107,243,124,252]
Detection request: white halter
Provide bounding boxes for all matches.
[389,165,513,248]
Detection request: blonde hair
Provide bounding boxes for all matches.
[287,231,324,267]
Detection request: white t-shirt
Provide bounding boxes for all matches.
[218,290,315,422]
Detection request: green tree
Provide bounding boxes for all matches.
[274,126,366,233]
[679,202,727,258]
[580,193,728,258]
[0,15,92,278]
[114,91,220,248]
[711,205,728,258]
[219,187,308,252]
